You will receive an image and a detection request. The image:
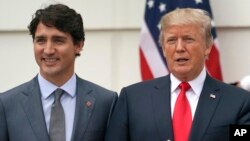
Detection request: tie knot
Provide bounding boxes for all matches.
[54,88,64,101]
[179,82,191,92]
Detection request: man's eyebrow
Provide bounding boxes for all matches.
[34,35,67,39]
[34,36,46,41]
[52,35,67,40]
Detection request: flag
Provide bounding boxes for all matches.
[139,0,223,81]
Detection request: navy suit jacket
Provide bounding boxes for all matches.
[0,75,117,141]
[105,74,250,141]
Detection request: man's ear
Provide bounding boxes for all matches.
[162,45,167,58]
[205,44,212,59]
[75,40,84,54]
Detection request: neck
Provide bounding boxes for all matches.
[40,72,74,87]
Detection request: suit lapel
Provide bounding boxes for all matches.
[71,77,95,141]
[19,77,49,141]
[189,75,221,141]
[151,75,174,141]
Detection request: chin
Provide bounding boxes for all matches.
[173,69,192,77]
[41,68,59,76]
[175,67,191,73]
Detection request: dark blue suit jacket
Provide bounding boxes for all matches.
[0,75,117,141]
[105,74,250,141]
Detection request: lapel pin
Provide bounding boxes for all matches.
[210,94,216,99]
[85,101,92,107]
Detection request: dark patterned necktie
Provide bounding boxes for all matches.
[49,88,66,141]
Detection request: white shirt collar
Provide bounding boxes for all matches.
[170,67,207,95]
[38,74,77,99]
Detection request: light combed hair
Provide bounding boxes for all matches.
[159,8,213,48]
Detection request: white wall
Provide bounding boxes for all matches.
[0,0,250,93]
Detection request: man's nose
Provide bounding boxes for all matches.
[176,39,185,51]
[44,42,55,54]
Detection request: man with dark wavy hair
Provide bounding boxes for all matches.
[0,4,117,141]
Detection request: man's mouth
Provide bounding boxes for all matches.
[176,58,189,62]
[42,58,59,65]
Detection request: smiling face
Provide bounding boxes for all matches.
[34,22,83,86]
[162,24,211,81]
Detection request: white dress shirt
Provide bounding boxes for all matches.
[38,74,76,141]
[170,67,206,119]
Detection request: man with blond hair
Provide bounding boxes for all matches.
[105,8,250,141]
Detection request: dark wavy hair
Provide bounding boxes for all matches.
[28,4,85,56]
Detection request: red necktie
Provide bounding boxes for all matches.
[173,82,192,141]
